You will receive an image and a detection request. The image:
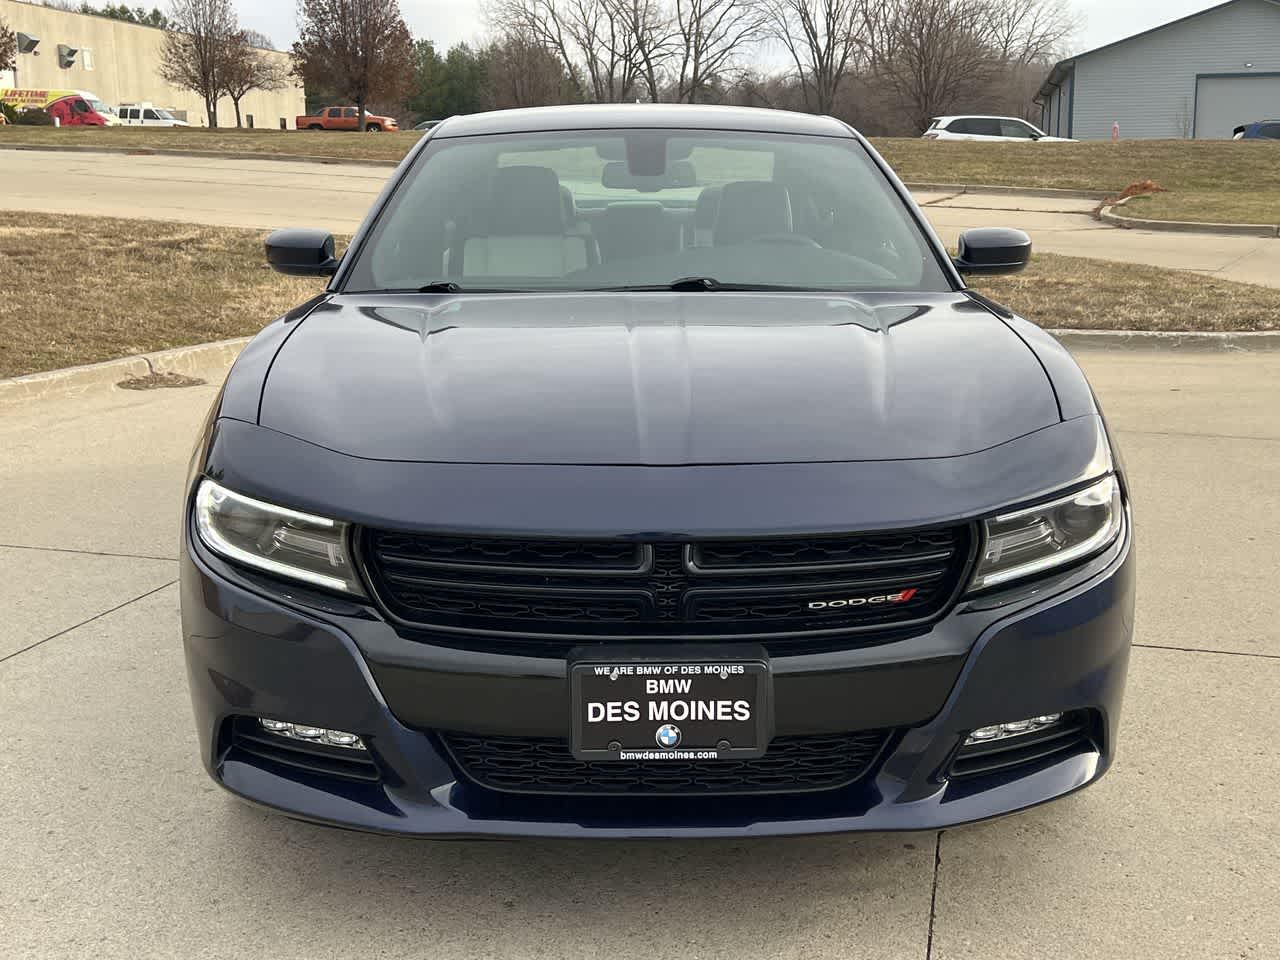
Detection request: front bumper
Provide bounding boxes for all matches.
[181,513,1134,838]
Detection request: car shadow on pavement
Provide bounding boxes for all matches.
[220,799,940,951]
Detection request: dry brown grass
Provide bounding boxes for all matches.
[875,138,1280,225]
[974,253,1280,332]
[0,211,326,379]
[0,125,418,162]
[2,213,1273,379]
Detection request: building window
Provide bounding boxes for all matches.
[82,48,95,71]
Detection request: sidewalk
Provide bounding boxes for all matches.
[2,148,1277,288]
[1,346,1277,959]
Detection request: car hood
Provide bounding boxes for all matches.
[258,291,1060,465]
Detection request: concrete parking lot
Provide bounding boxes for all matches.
[2,345,1277,959]
[2,147,1278,287]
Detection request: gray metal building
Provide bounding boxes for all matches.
[1036,0,1280,139]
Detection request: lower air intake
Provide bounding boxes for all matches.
[440,730,893,796]
[226,716,380,782]
[949,712,1095,779]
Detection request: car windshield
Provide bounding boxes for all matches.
[88,99,113,114]
[343,129,950,293]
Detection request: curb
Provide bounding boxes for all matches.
[0,337,249,411]
[904,182,1109,201]
[4,328,1276,412]
[1049,329,1280,351]
[2,144,1115,199]
[1099,196,1279,238]
[0,141,401,168]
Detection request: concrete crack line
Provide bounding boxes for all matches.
[917,192,964,206]
[1134,642,1280,661]
[925,830,943,960]
[0,542,177,563]
[0,580,178,667]
[1114,428,1280,444]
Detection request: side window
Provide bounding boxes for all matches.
[1259,123,1280,140]
[72,99,89,114]
[144,109,160,121]
[327,108,342,118]
[1000,120,1035,139]
[946,119,971,134]
[972,118,1003,137]
[343,108,357,118]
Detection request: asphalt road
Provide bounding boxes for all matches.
[2,148,1278,288]
[2,346,1278,959]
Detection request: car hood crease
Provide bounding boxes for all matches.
[258,291,1060,465]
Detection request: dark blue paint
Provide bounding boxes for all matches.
[182,105,1135,836]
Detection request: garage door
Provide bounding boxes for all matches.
[1195,74,1280,139]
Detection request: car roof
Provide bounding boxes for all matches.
[934,115,1032,123]
[433,104,854,139]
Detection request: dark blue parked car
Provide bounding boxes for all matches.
[1233,120,1280,139]
[181,105,1135,838]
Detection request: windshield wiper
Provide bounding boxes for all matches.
[417,281,462,293]
[668,276,723,291]
[595,278,818,292]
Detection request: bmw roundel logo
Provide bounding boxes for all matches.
[655,724,682,748]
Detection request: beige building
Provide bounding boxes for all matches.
[0,0,305,128]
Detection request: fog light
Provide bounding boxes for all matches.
[964,713,1062,746]
[258,717,366,750]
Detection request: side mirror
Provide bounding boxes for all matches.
[953,227,1031,276]
[265,228,341,277]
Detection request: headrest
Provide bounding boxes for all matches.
[694,185,722,229]
[713,181,793,246]
[488,165,565,235]
[559,184,577,225]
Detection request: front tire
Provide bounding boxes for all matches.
[365,123,382,132]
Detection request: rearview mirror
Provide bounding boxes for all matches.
[602,159,697,191]
[265,228,341,277]
[953,228,1031,275]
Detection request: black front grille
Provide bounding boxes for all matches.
[441,730,892,796]
[360,526,972,647]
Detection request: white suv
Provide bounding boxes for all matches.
[923,116,1075,142]
[117,103,190,127]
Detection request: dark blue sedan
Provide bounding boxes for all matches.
[1233,120,1280,139]
[180,105,1135,837]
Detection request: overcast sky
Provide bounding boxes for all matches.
[236,0,1228,64]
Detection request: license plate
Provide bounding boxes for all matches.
[570,650,771,762]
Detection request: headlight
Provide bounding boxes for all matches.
[971,474,1123,590]
[193,478,366,596]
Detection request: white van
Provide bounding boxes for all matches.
[117,103,189,127]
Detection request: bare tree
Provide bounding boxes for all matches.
[483,31,579,107]
[159,0,240,127]
[758,0,870,115]
[983,0,1077,66]
[606,0,675,101]
[873,0,998,133]
[672,0,763,102]
[1,15,17,75]
[491,0,639,102]
[222,30,289,128]
[293,0,415,130]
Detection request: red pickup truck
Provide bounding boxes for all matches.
[297,106,399,132]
